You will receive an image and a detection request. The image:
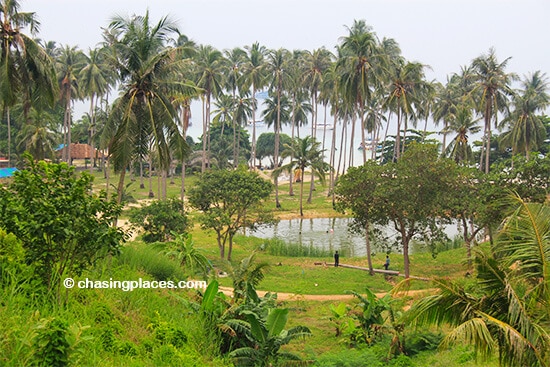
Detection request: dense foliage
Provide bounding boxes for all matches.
[0,157,124,294]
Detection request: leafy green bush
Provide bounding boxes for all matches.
[32,318,71,367]
[0,157,124,293]
[128,198,188,243]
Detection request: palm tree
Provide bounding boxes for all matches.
[243,42,268,169]
[442,105,481,165]
[16,107,57,160]
[406,197,550,367]
[79,46,113,172]
[384,58,429,160]
[212,93,233,133]
[0,0,58,164]
[171,42,198,206]
[273,136,329,217]
[301,48,333,200]
[56,45,85,163]
[104,11,188,203]
[194,44,225,173]
[337,20,381,165]
[500,71,549,159]
[471,48,515,173]
[265,48,291,208]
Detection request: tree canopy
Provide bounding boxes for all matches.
[187,168,274,260]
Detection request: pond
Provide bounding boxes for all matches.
[248,217,461,257]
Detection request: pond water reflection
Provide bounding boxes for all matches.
[248,217,461,257]
[249,217,370,257]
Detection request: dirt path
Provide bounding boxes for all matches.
[218,286,434,302]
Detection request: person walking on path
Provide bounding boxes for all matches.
[384,255,390,270]
[334,251,339,267]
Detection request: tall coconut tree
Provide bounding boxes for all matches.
[223,47,251,167]
[104,11,188,203]
[285,50,310,195]
[500,71,549,159]
[0,0,57,164]
[79,46,113,172]
[442,105,481,165]
[56,44,85,163]
[243,42,268,169]
[383,58,429,160]
[172,37,197,206]
[194,44,224,173]
[301,48,333,202]
[265,48,291,208]
[273,136,329,217]
[337,20,381,165]
[470,48,515,173]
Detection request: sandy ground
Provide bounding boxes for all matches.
[218,286,435,302]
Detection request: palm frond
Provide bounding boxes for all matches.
[440,317,495,361]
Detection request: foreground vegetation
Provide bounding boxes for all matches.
[1,156,548,366]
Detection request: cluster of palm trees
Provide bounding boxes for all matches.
[1,2,548,204]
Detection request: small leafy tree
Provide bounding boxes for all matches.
[128,198,188,243]
[0,157,125,295]
[336,143,459,278]
[188,168,274,260]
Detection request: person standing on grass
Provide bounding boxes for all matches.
[334,251,339,267]
[384,255,390,270]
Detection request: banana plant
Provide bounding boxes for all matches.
[229,307,311,367]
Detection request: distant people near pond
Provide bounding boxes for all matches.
[384,255,390,270]
[334,251,339,267]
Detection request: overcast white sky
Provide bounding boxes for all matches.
[29,0,549,84]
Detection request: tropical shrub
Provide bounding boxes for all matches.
[128,198,188,243]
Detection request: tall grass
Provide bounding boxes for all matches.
[259,238,334,257]
[116,243,186,281]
